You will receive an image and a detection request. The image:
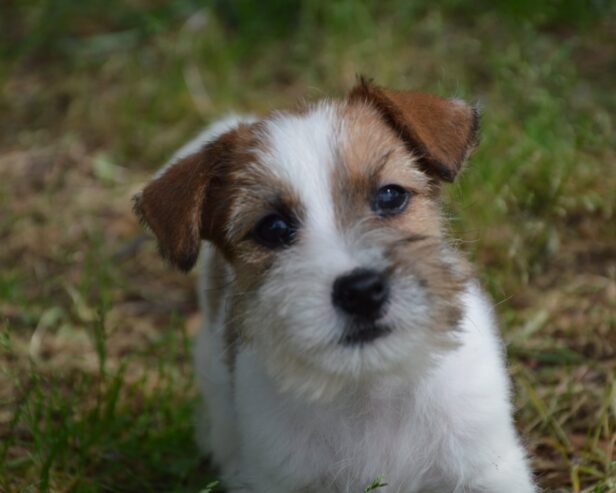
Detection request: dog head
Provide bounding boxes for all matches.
[135,80,479,399]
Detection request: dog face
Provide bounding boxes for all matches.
[135,81,479,399]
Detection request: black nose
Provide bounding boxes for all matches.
[332,269,389,319]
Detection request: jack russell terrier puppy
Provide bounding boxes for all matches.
[134,79,536,492]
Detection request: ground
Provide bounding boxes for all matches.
[0,1,614,492]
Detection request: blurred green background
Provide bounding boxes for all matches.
[1,1,614,492]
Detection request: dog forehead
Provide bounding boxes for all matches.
[252,102,414,221]
[255,101,408,186]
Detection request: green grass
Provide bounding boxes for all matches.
[1,1,615,491]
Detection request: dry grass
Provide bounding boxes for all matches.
[1,1,614,492]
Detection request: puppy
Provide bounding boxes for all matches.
[134,80,536,492]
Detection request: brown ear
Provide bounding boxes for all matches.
[348,78,480,182]
[133,128,243,271]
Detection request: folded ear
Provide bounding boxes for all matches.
[133,127,246,271]
[348,78,480,182]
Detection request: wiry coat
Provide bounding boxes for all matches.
[135,82,536,493]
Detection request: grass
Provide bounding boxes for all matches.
[0,0,614,491]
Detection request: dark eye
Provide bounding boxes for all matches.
[373,185,411,216]
[252,213,297,249]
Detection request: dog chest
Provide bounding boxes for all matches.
[233,348,459,492]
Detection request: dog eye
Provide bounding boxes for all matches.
[373,185,411,216]
[252,213,297,249]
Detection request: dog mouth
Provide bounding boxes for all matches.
[340,321,392,346]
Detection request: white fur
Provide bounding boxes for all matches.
[256,104,340,241]
[228,283,534,493]
[173,111,536,492]
[197,271,535,492]
[232,105,453,401]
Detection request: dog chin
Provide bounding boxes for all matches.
[245,276,460,401]
[252,317,447,403]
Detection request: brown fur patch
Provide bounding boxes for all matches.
[137,83,481,372]
[223,154,306,267]
[347,78,480,182]
[333,101,471,332]
[333,102,441,237]
[389,238,473,332]
[135,119,307,371]
[133,124,257,270]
